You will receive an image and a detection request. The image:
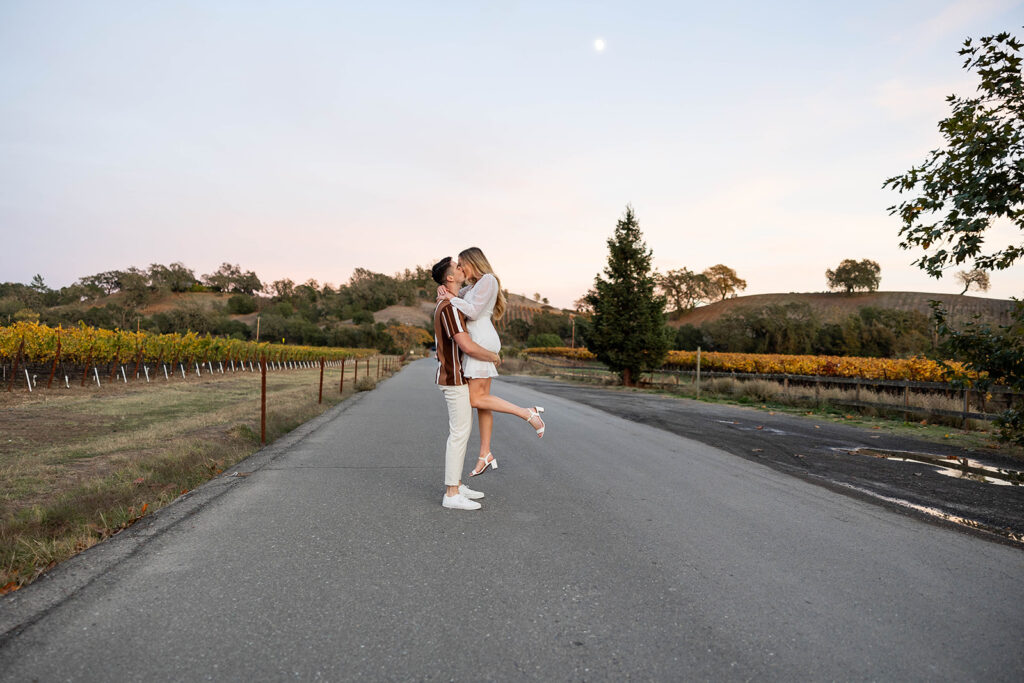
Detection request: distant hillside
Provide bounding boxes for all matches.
[671,292,1016,328]
[372,291,566,328]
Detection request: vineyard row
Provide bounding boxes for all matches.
[524,347,974,383]
[0,322,377,365]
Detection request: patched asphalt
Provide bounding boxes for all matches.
[500,374,1024,545]
[1,360,1022,681]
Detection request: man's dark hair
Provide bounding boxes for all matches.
[431,257,452,285]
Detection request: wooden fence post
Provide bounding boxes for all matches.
[7,337,25,393]
[81,345,95,388]
[318,356,325,404]
[47,330,62,388]
[695,347,701,398]
[260,356,267,445]
[353,357,358,384]
[340,358,346,393]
[108,350,121,382]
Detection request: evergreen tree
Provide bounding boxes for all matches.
[585,206,670,385]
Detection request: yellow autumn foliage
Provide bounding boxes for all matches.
[525,346,970,382]
[0,322,376,366]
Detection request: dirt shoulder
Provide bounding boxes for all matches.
[0,362,378,590]
[500,375,1024,548]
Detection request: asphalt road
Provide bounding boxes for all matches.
[2,359,1022,681]
[499,375,1024,544]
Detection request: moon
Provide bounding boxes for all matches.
[594,38,605,52]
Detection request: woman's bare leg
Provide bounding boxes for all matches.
[469,379,495,475]
[478,408,493,457]
[468,378,531,420]
[467,377,545,447]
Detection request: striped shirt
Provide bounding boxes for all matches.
[434,299,468,386]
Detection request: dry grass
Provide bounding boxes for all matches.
[509,358,1020,455]
[0,360,396,591]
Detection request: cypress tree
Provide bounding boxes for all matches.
[585,205,670,385]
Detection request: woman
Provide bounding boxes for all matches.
[438,247,546,477]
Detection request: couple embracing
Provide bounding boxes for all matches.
[432,248,547,511]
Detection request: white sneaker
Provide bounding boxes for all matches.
[442,493,481,510]
[459,484,484,500]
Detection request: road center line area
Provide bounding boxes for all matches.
[2,359,1022,681]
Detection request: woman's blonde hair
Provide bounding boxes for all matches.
[459,247,506,320]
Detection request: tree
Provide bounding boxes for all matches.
[29,274,49,293]
[885,29,1024,444]
[884,31,1024,276]
[148,262,196,292]
[202,263,259,293]
[657,267,711,311]
[934,301,1024,444]
[573,292,595,314]
[202,263,239,292]
[233,269,262,295]
[584,205,670,385]
[269,278,295,300]
[825,259,881,293]
[78,271,121,296]
[702,264,747,301]
[955,268,991,295]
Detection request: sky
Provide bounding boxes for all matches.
[2,0,1023,309]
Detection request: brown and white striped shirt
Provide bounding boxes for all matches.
[434,299,468,386]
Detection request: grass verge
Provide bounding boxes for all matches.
[0,361,397,593]
[504,357,1024,460]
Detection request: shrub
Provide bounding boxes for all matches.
[227,294,257,315]
[354,376,377,392]
[351,310,374,325]
[738,379,781,402]
[526,333,563,348]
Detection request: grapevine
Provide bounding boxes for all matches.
[524,346,973,383]
[0,322,377,367]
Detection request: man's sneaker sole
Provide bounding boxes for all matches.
[442,494,481,510]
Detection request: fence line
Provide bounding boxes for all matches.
[1,355,403,393]
[527,356,1013,425]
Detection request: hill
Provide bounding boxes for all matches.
[671,291,1015,328]
[372,291,565,328]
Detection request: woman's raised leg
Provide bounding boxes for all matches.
[467,376,546,442]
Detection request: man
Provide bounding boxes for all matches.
[432,256,500,510]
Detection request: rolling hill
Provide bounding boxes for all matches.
[670,291,1016,328]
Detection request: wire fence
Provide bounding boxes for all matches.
[526,356,1017,426]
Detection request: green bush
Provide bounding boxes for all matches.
[227,294,257,314]
[526,333,563,348]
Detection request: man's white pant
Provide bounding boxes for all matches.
[439,385,472,486]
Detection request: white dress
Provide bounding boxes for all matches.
[450,273,500,379]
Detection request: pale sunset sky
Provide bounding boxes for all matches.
[2,0,1023,308]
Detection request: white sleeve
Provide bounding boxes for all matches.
[450,274,497,320]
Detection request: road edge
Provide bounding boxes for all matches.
[0,383,378,645]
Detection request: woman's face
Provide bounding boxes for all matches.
[458,259,477,280]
